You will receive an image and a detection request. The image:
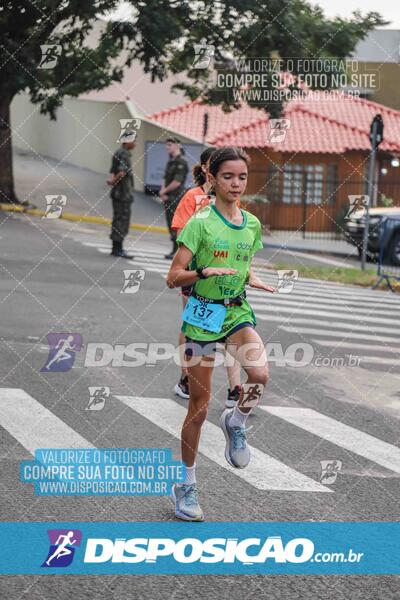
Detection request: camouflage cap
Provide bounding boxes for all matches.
[166,136,181,144]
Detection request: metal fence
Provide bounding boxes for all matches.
[374,217,400,292]
[245,170,400,241]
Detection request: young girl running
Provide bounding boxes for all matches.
[166,146,275,521]
[171,147,242,407]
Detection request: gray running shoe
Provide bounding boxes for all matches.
[171,483,204,521]
[220,408,250,469]
[174,375,190,399]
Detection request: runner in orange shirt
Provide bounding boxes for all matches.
[171,147,242,408]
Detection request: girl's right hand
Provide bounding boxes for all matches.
[202,267,238,278]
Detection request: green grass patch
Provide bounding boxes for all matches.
[269,262,400,291]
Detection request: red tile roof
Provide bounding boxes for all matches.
[147,93,400,154]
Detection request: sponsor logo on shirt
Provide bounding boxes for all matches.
[215,275,242,286]
[236,242,252,250]
[202,238,230,251]
[214,250,229,258]
[214,238,230,250]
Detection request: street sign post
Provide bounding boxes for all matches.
[202,111,209,147]
[361,114,384,270]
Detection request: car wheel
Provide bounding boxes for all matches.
[389,232,400,266]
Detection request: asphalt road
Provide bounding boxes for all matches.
[0,210,399,599]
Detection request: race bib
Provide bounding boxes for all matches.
[182,296,227,333]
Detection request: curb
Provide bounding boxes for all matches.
[264,240,359,259]
[0,203,358,256]
[0,203,169,235]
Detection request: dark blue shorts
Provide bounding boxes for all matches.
[181,285,193,298]
[185,322,254,357]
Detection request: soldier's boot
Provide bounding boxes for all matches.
[111,240,134,259]
[118,246,134,259]
[111,241,121,256]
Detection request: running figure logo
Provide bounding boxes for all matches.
[238,383,264,409]
[86,386,110,411]
[192,40,215,69]
[277,270,298,294]
[269,119,291,143]
[44,195,67,219]
[42,529,82,568]
[41,333,83,372]
[319,460,342,485]
[121,269,145,294]
[117,118,141,142]
[38,45,62,69]
[346,195,370,220]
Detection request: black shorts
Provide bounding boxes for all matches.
[181,285,193,298]
[185,322,254,357]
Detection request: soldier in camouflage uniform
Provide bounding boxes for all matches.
[107,131,136,258]
[159,137,189,259]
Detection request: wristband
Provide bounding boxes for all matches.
[196,267,207,279]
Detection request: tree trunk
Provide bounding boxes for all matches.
[0,93,18,204]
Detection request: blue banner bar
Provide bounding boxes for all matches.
[0,522,399,574]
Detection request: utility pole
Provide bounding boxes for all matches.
[361,114,384,270]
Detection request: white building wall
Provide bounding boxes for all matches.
[11,93,200,192]
[11,93,131,177]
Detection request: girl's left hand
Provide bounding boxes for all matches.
[248,275,276,293]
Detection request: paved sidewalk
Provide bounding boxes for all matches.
[13,148,166,230]
[263,233,359,258]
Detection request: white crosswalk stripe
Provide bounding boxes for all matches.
[74,235,400,367]
[250,265,400,295]
[81,241,165,256]
[115,395,331,492]
[266,318,398,336]
[311,339,400,354]
[256,310,399,341]
[260,406,400,475]
[249,296,399,318]
[248,276,400,304]
[246,280,400,367]
[95,247,168,264]
[280,326,399,345]
[0,388,93,455]
[80,240,171,277]
[248,302,397,326]
[345,355,400,366]
[2,389,400,494]
[94,247,169,274]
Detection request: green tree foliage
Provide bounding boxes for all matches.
[0,0,385,202]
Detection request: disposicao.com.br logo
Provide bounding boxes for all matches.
[0,521,395,574]
[83,536,363,566]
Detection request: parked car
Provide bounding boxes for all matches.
[344,207,400,265]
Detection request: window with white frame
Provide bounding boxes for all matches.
[269,163,338,205]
